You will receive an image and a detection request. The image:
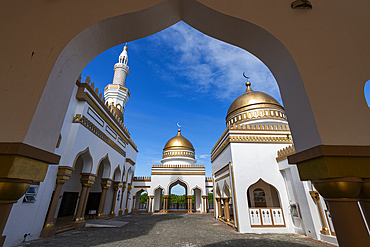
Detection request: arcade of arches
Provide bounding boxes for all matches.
[1,1,370,247]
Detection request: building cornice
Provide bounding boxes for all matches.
[75,79,138,152]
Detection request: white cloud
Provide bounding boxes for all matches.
[196,154,210,159]
[150,21,282,104]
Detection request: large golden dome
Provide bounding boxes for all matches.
[163,129,194,151]
[226,82,284,122]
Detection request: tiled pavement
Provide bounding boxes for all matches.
[14,213,335,247]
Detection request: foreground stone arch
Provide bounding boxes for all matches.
[1,1,370,246]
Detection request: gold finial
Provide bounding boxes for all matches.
[243,73,252,92]
[177,129,181,135]
[124,43,128,51]
[246,81,252,92]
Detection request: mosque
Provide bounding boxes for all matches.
[1,45,138,246]
[0,43,340,247]
[130,75,338,245]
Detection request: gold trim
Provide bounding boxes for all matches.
[72,147,93,172]
[105,125,118,140]
[276,145,296,162]
[215,173,230,182]
[151,172,205,175]
[214,164,230,177]
[87,107,104,127]
[126,158,135,166]
[230,162,239,231]
[134,186,150,188]
[73,114,126,157]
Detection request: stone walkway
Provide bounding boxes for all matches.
[14,213,335,247]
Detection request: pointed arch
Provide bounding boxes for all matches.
[167,177,190,196]
[72,147,93,173]
[191,185,203,195]
[96,154,111,178]
[152,184,166,195]
[215,182,222,198]
[223,181,231,198]
[112,166,121,182]
[247,178,281,208]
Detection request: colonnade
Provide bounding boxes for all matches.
[40,167,132,238]
[215,197,231,222]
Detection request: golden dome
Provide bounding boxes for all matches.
[226,82,284,122]
[163,129,194,151]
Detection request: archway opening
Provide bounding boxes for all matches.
[247,179,281,208]
[153,187,164,213]
[53,149,92,228]
[208,191,214,212]
[134,190,148,211]
[85,156,111,218]
[365,80,370,107]
[192,187,202,213]
[168,181,187,212]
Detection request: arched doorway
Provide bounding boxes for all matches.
[153,186,165,213]
[85,156,111,218]
[168,181,188,212]
[134,190,148,212]
[192,186,202,213]
[54,149,92,224]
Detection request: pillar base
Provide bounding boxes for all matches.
[72,221,86,229]
[118,209,123,216]
[148,212,153,214]
[320,228,330,235]
[202,212,207,214]
[40,227,56,238]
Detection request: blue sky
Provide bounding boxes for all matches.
[82,21,370,194]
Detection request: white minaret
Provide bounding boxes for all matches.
[104,44,131,118]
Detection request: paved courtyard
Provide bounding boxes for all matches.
[15,213,335,247]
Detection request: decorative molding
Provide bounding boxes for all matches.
[105,125,117,140]
[126,158,135,166]
[134,186,150,188]
[133,176,151,181]
[75,80,138,152]
[214,164,230,177]
[163,150,195,159]
[87,107,104,127]
[72,114,126,157]
[151,172,206,175]
[152,164,204,168]
[276,145,296,162]
[227,108,287,126]
[215,173,230,182]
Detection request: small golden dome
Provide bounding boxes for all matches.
[110,105,123,122]
[163,129,194,151]
[226,82,284,122]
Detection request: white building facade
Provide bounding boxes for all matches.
[132,130,213,214]
[2,46,138,246]
[211,81,338,245]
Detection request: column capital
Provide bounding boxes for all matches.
[113,181,121,190]
[56,166,74,184]
[80,173,96,187]
[101,178,112,189]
